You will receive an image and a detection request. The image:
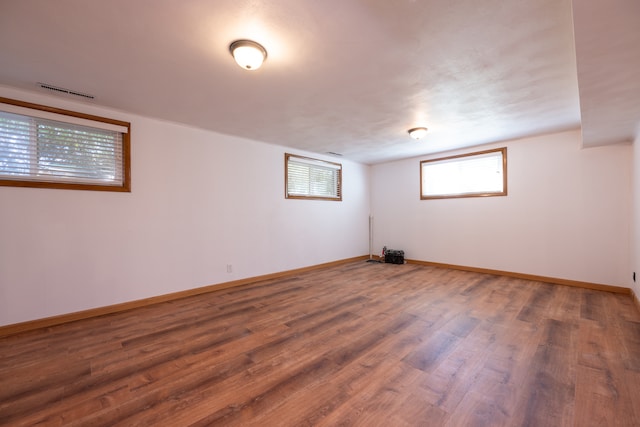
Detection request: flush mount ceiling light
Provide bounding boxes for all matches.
[408,127,428,140]
[229,39,267,71]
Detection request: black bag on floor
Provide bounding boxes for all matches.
[384,249,404,264]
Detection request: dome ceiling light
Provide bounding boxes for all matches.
[408,127,428,140]
[229,39,267,71]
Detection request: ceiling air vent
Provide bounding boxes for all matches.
[37,83,95,100]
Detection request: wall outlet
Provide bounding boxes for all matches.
[226,264,233,274]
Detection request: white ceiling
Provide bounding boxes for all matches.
[572,0,640,148]
[0,0,638,164]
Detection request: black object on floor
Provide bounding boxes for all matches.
[384,249,405,264]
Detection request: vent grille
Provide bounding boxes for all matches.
[38,83,95,100]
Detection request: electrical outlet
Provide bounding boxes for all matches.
[226,264,233,274]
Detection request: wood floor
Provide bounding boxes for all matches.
[1,262,640,426]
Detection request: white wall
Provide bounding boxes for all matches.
[0,86,371,326]
[632,130,640,298]
[372,130,631,287]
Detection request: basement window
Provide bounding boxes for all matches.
[0,97,131,192]
[285,153,342,201]
[420,147,507,199]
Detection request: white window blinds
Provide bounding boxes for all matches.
[420,148,507,199]
[0,100,129,190]
[286,153,342,200]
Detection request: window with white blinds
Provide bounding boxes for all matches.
[285,153,342,200]
[0,97,130,192]
[420,147,507,199]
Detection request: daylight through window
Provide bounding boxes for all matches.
[0,97,130,191]
[285,153,342,201]
[420,148,507,199]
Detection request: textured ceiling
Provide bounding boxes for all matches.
[0,0,637,164]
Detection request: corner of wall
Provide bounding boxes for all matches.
[631,130,640,300]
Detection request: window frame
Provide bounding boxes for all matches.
[285,153,342,201]
[0,97,131,192]
[420,147,507,200]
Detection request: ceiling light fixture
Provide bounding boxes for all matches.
[408,127,428,140]
[229,39,267,71]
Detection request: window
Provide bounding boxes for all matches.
[0,97,130,192]
[285,153,342,201]
[420,147,507,199]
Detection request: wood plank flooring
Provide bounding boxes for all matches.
[1,262,640,426]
